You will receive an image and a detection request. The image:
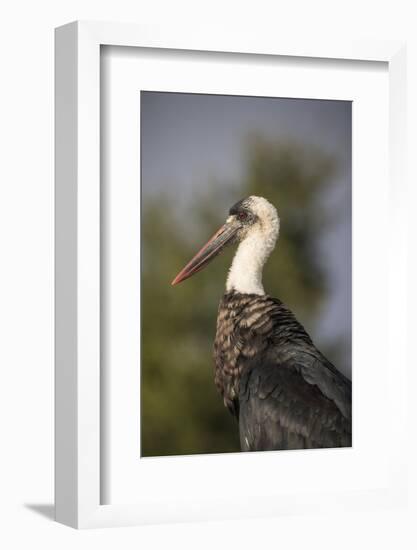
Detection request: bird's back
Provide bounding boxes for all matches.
[213,291,352,451]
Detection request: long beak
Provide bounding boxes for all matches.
[171,221,238,286]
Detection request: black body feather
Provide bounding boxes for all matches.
[213,291,352,451]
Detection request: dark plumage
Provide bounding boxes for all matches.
[172,195,352,452]
[214,291,352,451]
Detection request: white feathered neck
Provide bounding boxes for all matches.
[226,197,280,295]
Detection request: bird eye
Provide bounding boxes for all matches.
[238,211,248,221]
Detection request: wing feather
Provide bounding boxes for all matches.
[239,358,352,451]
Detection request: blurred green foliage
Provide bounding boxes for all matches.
[141,135,340,457]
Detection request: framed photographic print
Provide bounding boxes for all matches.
[55,21,407,528]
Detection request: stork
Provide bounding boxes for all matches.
[172,196,352,451]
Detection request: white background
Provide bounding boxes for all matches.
[103,48,392,507]
[0,1,416,548]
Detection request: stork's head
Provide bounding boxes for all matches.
[171,196,279,288]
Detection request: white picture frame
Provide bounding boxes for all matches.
[55,21,407,529]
